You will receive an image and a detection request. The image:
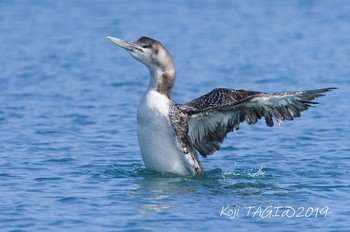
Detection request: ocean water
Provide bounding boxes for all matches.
[1,0,350,231]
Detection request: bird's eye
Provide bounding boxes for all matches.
[142,44,151,48]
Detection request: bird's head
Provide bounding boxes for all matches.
[107,36,175,75]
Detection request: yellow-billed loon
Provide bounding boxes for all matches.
[107,35,336,176]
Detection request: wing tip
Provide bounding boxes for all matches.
[313,87,338,94]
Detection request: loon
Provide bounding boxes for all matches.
[107,36,335,176]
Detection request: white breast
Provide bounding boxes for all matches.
[137,90,195,175]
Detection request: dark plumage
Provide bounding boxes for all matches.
[181,87,336,157]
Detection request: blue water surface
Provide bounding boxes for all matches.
[1,0,350,231]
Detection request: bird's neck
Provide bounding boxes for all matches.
[148,66,176,99]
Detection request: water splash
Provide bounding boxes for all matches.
[220,164,266,179]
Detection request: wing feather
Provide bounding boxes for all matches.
[184,87,336,157]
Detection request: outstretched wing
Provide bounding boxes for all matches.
[180,87,336,157]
